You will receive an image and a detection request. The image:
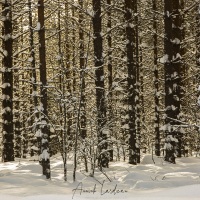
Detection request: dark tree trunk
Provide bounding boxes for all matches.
[1,0,14,162]
[12,13,21,158]
[172,0,183,158]
[38,0,50,179]
[152,0,160,157]
[124,0,137,165]
[78,0,88,172]
[92,0,108,168]
[197,4,200,76]
[72,0,76,93]
[164,0,183,163]
[107,0,113,162]
[196,2,200,142]
[79,0,87,140]
[139,39,145,153]
[135,0,140,164]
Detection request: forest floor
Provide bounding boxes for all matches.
[0,154,200,199]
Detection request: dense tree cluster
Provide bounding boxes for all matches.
[0,0,200,180]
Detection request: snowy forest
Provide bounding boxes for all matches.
[1,0,200,199]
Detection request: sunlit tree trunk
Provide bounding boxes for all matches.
[28,0,38,157]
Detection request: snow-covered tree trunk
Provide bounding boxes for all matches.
[152,0,160,157]
[125,0,137,165]
[139,39,146,154]
[197,2,200,133]
[79,0,87,142]
[12,12,21,158]
[64,2,72,150]
[72,0,76,93]
[56,0,68,181]
[92,0,109,168]
[197,3,200,73]
[28,0,38,157]
[1,0,14,162]
[37,0,50,179]
[171,0,184,158]
[106,0,113,162]
[78,0,88,172]
[135,1,140,164]
[164,0,183,163]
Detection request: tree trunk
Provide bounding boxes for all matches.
[92,0,108,168]
[164,0,183,163]
[78,0,87,141]
[78,0,88,172]
[72,0,76,93]
[38,0,50,179]
[12,11,21,158]
[28,0,38,157]
[106,0,114,162]
[1,0,14,162]
[196,2,200,145]
[135,0,140,164]
[152,0,160,157]
[124,0,137,165]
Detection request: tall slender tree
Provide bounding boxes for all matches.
[28,0,38,156]
[196,1,200,136]
[37,0,50,179]
[78,0,87,142]
[1,0,14,162]
[92,0,108,168]
[12,11,21,158]
[106,0,113,161]
[152,0,160,157]
[164,0,183,163]
[135,0,140,164]
[124,0,137,165]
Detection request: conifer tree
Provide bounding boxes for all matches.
[37,0,50,179]
[164,0,183,163]
[124,0,137,165]
[1,0,14,162]
[92,0,108,168]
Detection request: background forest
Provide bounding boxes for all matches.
[0,0,200,182]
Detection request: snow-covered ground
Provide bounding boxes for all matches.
[0,154,200,199]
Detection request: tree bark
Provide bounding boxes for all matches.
[107,0,113,162]
[38,0,50,179]
[28,0,38,157]
[152,0,160,157]
[1,0,14,162]
[164,0,183,163]
[124,0,137,165]
[92,0,108,168]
